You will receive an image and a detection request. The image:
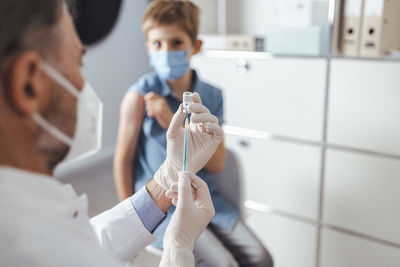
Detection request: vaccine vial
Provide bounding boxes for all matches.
[183,92,193,113]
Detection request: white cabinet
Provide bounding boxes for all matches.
[193,53,400,267]
[320,229,400,267]
[324,149,400,244]
[225,134,321,220]
[328,59,400,156]
[244,209,317,267]
[192,54,327,141]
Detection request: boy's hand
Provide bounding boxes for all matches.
[144,92,174,129]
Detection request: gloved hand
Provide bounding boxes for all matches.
[154,92,223,191]
[159,172,215,267]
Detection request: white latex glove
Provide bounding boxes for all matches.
[154,92,223,191]
[159,172,215,267]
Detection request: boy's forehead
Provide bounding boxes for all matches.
[147,23,190,40]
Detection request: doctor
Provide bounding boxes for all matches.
[0,1,223,266]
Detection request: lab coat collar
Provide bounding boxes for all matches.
[0,165,58,185]
[0,166,87,216]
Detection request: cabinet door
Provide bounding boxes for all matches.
[244,208,317,267]
[320,229,400,267]
[328,59,400,155]
[324,149,400,244]
[192,55,327,141]
[225,134,321,220]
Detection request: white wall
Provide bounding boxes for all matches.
[195,0,330,35]
[226,0,279,34]
[56,0,150,175]
[82,0,150,150]
[191,0,219,34]
[195,0,330,54]
[227,0,330,33]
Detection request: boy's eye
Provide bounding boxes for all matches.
[172,39,183,47]
[152,41,161,48]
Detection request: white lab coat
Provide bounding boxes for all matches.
[0,167,157,267]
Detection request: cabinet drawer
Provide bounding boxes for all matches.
[192,55,326,141]
[244,208,317,267]
[328,59,400,155]
[324,149,400,244]
[320,229,400,267]
[225,134,321,220]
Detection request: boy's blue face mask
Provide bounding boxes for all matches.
[149,50,190,81]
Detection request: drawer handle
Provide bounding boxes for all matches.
[239,139,250,148]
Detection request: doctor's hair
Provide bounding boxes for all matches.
[0,0,75,82]
[143,0,200,43]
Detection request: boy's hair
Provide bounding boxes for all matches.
[143,0,200,43]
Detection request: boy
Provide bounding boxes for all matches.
[114,1,273,266]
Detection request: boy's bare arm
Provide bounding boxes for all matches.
[114,91,145,200]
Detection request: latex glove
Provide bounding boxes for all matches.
[154,92,223,191]
[160,172,215,267]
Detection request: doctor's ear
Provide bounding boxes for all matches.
[9,51,49,116]
[192,39,203,55]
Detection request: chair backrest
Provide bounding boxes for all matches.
[212,148,244,211]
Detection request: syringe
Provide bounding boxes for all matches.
[183,116,189,172]
[182,92,193,172]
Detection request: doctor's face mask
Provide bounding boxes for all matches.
[33,62,103,166]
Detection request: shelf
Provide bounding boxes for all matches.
[198,50,328,60]
[198,49,400,62]
[332,55,400,62]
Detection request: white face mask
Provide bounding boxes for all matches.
[33,62,103,165]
